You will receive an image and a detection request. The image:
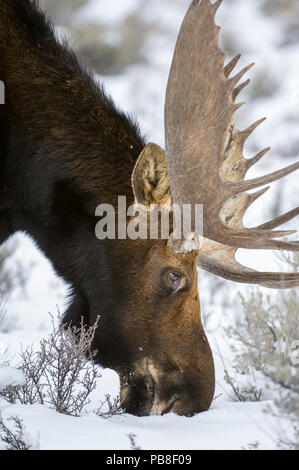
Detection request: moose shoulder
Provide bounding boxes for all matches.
[0,0,298,417]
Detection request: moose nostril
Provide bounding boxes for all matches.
[161,395,179,416]
[148,376,155,397]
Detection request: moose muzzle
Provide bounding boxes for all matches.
[120,356,215,417]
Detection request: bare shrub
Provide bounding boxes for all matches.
[225,253,299,449]
[242,441,261,450]
[0,238,25,300]
[128,433,141,451]
[0,314,102,417]
[0,415,32,450]
[223,368,263,403]
[0,237,27,335]
[95,393,124,419]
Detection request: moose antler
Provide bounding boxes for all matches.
[164,0,299,288]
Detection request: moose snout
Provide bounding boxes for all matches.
[149,372,214,417]
[120,360,215,417]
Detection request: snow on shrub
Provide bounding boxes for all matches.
[0,415,33,451]
[0,314,101,417]
[0,367,25,391]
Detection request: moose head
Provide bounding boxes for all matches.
[110,0,299,416]
[1,0,298,417]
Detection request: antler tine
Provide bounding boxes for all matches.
[232,79,250,101]
[229,62,255,88]
[239,117,267,142]
[231,161,299,193]
[245,186,270,210]
[224,54,241,78]
[255,207,299,230]
[198,252,299,288]
[247,147,271,169]
[213,0,223,11]
[193,0,223,10]
[164,0,299,288]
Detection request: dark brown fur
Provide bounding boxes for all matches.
[0,0,214,416]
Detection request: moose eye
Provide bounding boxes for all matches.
[160,268,187,295]
[167,271,183,291]
[168,272,180,283]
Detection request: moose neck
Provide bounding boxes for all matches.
[0,0,147,305]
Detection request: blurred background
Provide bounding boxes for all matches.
[0,0,298,449]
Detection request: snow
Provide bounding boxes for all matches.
[0,367,25,391]
[0,0,298,450]
[0,399,281,450]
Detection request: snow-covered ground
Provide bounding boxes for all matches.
[0,0,298,450]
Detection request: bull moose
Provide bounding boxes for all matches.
[0,0,298,417]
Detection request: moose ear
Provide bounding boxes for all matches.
[131,143,171,208]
